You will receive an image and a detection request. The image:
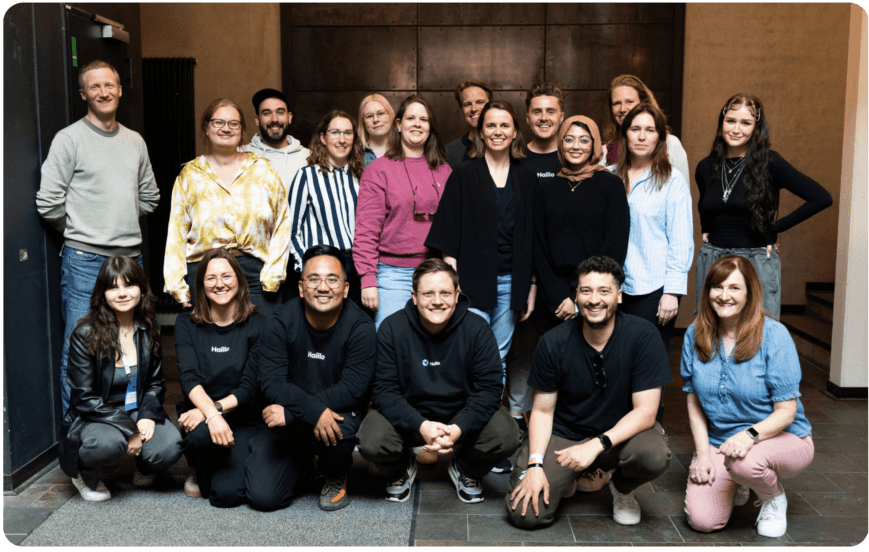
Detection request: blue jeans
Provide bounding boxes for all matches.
[375,262,415,331]
[469,274,516,402]
[60,247,142,414]
[695,242,781,320]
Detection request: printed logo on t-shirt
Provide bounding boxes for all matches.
[538,171,556,178]
[211,346,230,353]
[308,351,325,360]
[422,359,441,367]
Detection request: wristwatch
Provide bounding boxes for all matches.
[597,434,612,451]
[214,401,223,413]
[745,427,760,443]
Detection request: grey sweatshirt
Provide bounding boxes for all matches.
[241,133,310,188]
[35,117,160,256]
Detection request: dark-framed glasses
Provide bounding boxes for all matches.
[304,276,344,289]
[209,119,241,130]
[592,353,607,388]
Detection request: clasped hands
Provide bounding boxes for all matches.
[179,406,234,447]
[419,420,462,455]
[689,432,755,485]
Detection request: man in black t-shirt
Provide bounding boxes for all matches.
[444,79,493,168]
[506,256,672,528]
[520,82,566,184]
[246,245,376,512]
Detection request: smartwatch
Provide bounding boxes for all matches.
[214,401,223,413]
[597,434,612,451]
[745,427,760,443]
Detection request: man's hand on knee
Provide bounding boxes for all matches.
[262,404,286,428]
[313,408,344,446]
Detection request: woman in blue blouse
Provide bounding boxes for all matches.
[681,255,813,538]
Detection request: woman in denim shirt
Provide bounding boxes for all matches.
[681,255,813,539]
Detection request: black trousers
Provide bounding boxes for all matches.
[619,286,680,350]
[179,406,265,508]
[244,412,361,512]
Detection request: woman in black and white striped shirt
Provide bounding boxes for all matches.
[287,110,366,306]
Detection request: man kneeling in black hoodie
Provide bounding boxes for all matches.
[246,245,376,512]
[358,259,521,503]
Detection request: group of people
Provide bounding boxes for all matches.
[37,59,832,538]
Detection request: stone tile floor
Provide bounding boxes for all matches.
[5,335,867,546]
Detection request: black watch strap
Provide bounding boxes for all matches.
[745,427,759,442]
[215,401,223,413]
[597,434,612,451]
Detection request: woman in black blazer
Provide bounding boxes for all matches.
[426,99,536,425]
[59,256,181,501]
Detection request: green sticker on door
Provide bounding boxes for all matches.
[71,36,77,67]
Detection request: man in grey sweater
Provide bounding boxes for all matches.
[36,60,160,414]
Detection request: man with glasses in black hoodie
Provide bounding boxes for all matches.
[506,256,672,528]
[358,259,521,504]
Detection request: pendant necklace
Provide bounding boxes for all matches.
[721,157,747,203]
[568,180,581,192]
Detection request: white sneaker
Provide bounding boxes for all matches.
[132,468,156,487]
[755,490,788,538]
[184,471,201,498]
[71,476,111,501]
[577,468,612,492]
[609,479,641,525]
[734,485,750,506]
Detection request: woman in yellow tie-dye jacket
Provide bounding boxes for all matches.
[163,98,291,315]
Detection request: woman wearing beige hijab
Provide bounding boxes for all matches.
[532,115,630,329]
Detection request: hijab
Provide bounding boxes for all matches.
[556,115,610,183]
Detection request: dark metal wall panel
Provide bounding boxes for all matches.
[292,3,417,26]
[546,3,675,24]
[418,26,544,90]
[292,27,417,91]
[547,25,628,90]
[562,90,613,133]
[419,3,545,25]
[629,24,674,90]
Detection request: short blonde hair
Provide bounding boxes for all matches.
[357,94,395,149]
[78,60,120,91]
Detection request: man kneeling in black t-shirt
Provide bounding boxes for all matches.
[507,256,672,528]
[246,245,376,512]
[358,259,521,504]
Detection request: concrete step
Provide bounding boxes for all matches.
[806,291,834,325]
[781,313,832,370]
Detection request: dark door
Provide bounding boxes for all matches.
[66,8,131,126]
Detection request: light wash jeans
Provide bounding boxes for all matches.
[695,242,781,319]
[375,262,415,331]
[469,274,517,404]
[60,247,142,414]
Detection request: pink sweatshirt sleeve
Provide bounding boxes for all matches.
[353,161,387,288]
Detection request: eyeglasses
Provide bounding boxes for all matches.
[210,119,241,130]
[304,276,344,289]
[325,129,354,139]
[205,274,236,286]
[562,136,592,146]
[591,353,607,388]
[364,111,389,121]
[416,290,454,301]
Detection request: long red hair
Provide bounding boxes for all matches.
[694,255,767,363]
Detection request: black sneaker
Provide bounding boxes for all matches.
[319,475,350,511]
[385,457,417,503]
[448,459,484,503]
[490,457,513,474]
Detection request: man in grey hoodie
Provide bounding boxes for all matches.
[241,88,310,188]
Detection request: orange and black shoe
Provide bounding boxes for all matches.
[319,475,351,511]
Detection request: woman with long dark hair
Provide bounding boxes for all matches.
[164,98,291,315]
[288,110,366,306]
[353,94,452,330]
[59,256,181,501]
[534,115,630,329]
[694,94,832,319]
[426,100,534,453]
[603,74,689,181]
[682,255,814,538]
[610,102,693,349]
[175,248,265,506]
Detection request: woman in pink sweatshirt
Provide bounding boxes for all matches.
[353,95,452,330]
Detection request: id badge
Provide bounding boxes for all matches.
[124,377,138,411]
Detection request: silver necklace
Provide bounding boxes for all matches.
[721,157,747,203]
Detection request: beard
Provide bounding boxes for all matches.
[259,121,288,145]
[580,302,617,330]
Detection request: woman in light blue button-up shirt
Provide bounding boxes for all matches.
[681,255,813,538]
[609,103,694,349]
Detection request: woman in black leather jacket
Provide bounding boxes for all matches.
[58,256,181,501]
